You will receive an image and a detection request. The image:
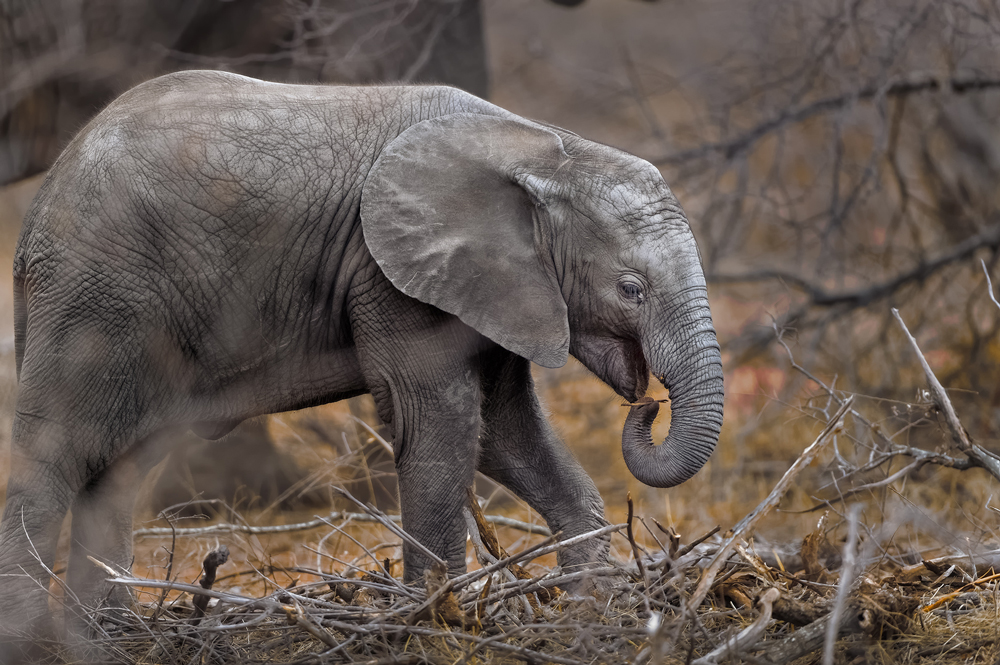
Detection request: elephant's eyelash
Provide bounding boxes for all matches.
[618,280,645,303]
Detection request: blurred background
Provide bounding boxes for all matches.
[2,0,1000,577]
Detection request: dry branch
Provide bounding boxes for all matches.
[133,510,552,538]
[652,74,1000,165]
[192,545,229,622]
[892,308,1000,481]
[983,260,1000,312]
[685,397,853,613]
[691,588,780,665]
[713,223,1000,309]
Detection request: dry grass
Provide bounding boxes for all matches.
[26,480,1000,665]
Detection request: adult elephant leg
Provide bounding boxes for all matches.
[476,348,611,584]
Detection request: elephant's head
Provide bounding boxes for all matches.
[361,112,723,488]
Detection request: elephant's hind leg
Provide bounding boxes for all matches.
[64,428,174,634]
[0,336,161,648]
[477,349,611,581]
[0,391,89,646]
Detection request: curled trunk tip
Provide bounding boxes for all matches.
[621,376,723,489]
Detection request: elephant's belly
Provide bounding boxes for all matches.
[259,345,369,414]
[183,344,368,427]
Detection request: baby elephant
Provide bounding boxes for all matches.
[0,71,723,640]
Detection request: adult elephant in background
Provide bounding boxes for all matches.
[0,0,485,184]
[0,71,723,646]
[0,0,602,186]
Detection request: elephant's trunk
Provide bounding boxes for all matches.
[622,312,724,488]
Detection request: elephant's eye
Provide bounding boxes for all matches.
[618,280,644,304]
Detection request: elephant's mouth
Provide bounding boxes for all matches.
[570,334,650,402]
[603,337,649,402]
[621,338,649,402]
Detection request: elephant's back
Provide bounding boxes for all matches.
[38,72,501,237]
[15,72,509,324]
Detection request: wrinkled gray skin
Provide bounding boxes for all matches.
[0,71,723,642]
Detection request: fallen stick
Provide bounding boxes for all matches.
[107,577,260,606]
[468,567,621,607]
[462,506,534,618]
[464,488,550,608]
[133,511,551,538]
[691,588,780,665]
[284,601,338,649]
[921,570,1000,612]
[759,599,865,664]
[684,397,853,613]
[896,549,1000,580]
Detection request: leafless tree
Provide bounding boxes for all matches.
[630,0,1000,443]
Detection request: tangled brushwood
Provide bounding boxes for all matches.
[23,309,1000,664]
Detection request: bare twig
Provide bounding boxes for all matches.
[284,601,339,648]
[107,577,260,606]
[652,74,1000,165]
[461,502,535,617]
[334,487,446,568]
[823,506,860,665]
[982,259,1000,312]
[133,510,551,538]
[712,224,1000,309]
[675,525,721,559]
[348,415,395,455]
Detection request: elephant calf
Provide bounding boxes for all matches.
[0,71,723,640]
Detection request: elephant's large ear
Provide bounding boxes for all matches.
[360,113,570,368]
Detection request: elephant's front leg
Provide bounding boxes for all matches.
[353,299,482,582]
[477,348,611,579]
[394,383,480,580]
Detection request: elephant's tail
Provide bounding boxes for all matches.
[12,257,26,381]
